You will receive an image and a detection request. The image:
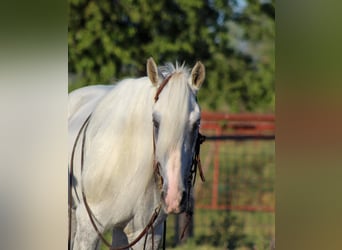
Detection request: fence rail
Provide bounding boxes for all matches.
[197,112,275,213]
[166,112,275,249]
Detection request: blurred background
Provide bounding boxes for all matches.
[68,0,275,249]
[68,0,274,114]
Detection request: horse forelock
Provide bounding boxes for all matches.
[155,73,195,145]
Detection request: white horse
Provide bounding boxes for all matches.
[69,58,205,250]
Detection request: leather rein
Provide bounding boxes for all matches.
[68,74,205,249]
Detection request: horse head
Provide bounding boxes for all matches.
[147,58,205,214]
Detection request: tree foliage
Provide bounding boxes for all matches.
[69,0,274,112]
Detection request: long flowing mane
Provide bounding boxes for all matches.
[81,63,194,204]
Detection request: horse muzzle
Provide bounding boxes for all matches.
[161,189,187,214]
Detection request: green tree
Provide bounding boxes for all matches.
[68,0,274,112]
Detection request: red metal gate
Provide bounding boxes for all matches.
[196,112,275,212]
[167,112,275,249]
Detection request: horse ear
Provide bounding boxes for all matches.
[147,57,159,87]
[190,61,205,90]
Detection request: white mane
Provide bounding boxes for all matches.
[82,64,195,206]
[82,77,155,203]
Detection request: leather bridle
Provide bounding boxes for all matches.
[68,73,205,250]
